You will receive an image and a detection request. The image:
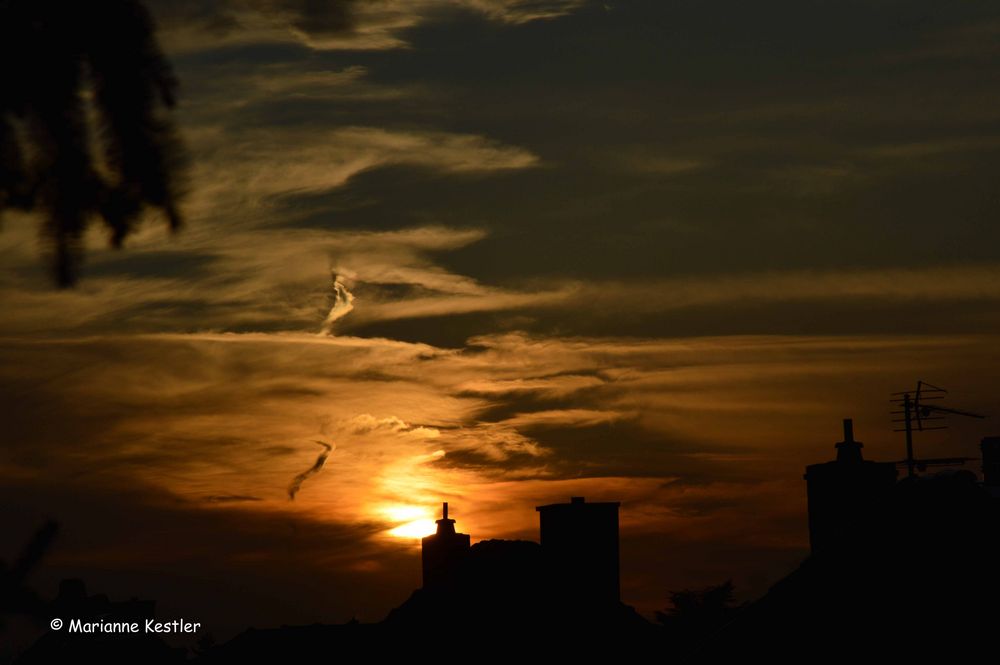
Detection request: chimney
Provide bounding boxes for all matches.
[835,418,864,464]
[803,419,896,552]
[536,497,621,605]
[421,502,470,589]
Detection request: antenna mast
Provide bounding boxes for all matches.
[890,380,985,478]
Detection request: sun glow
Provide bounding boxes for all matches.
[388,519,437,538]
[382,505,431,522]
[380,504,438,539]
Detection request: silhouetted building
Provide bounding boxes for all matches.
[803,419,897,552]
[699,448,1000,663]
[421,502,470,590]
[384,497,646,651]
[211,498,646,662]
[536,496,621,605]
[418,497,622,606]
[982,436,1000,489]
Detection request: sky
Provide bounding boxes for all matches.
[3,0,1000,643]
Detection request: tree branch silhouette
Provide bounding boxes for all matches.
[0,0,186,286]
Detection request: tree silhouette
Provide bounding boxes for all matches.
[656,580,741,647]
[0,0,185,286]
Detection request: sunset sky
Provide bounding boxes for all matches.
[3,0,1000,640]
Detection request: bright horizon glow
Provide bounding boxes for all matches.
[388,519,437,539]
[381,504,432,522]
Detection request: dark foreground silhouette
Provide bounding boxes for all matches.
[693,426,1000,662]
[199,442,1000,662]
[14,579,184,664]
[199,542,656,661]
[200,498,658,661]
[692,469,1000,662]
[12,424,1000,663]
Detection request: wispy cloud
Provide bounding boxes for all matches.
[288,440,335,500]
[186,126,540,219]
[558,264,1000,316]
[320,274,356,334]
[151,0,587,52]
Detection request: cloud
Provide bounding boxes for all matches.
[503,408,631,429]
[344,285,578,325]
[150,0,587,52]
[610,149,709,176]
[184,126,540,221]
[178,64,417,123]
[462,0,587,24]
[862,137,1000,160]
[551,265,1000,318]
[457,374,607,398]
[204,494,264,503]
[0,223,548,337]
[5,327,995,504]
[5,212,999,357]
[339,414,441,439]
[441,422,549,463]
[320,274,356,334]
[288,440,335,500]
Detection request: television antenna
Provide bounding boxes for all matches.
[890,380,985,478]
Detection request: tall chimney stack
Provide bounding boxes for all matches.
[835,418,864,464]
